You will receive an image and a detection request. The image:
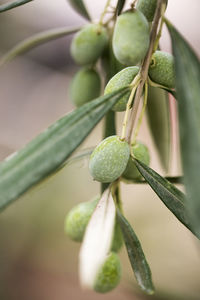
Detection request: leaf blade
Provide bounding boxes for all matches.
[0,26,80,66]
[117,209,154,295]
[0,0,33,13]
[0,87,129,211]
[166,21,200,238]
[67,0,91,20]
[134,159,200,239]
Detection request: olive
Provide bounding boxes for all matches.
[148,51,175,89]
[70,23,109,65]
[112,9,150,66]
[104,66,139,111]
[70,67,101,107]
[89,135,130,183]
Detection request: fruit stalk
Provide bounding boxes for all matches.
[126,0,165,143]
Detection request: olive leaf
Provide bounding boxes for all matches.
[79,189,116,288]
[0,0,33,13]
[117,209,154,295]
[0,26,81,66]
[146,86,171,172]
[67,0,91,20]
[166,21,200,237]
[116,0,126,15]
[134,159,200,239]
[0,87,129,212]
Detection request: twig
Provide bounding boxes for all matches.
[126,0,165,143]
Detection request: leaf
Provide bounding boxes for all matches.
[0,0,33,13]
[166,21,200,238]
[67,0,91,20]
[117,209,154,295]
[0,26,81,66]
[116,0,126,15]
[79,189,116,288]
[0,87,129,212]
[146,86,171,172]
[134,159,200,239]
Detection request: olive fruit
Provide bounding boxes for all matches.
[70,23,109,65]
[123,141,150,181]
[137,0,168,22]
[89,135,130,183]
[104,66,139,111]
[94,252,121,293]
[112,10,150,66]
[69,68,101,107]
[64,197,99,242]
[148,51,175,89]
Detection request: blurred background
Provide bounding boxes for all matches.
[0,0,200,299]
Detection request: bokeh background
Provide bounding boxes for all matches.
[0,1,200,299]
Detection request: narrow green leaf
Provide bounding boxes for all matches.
[134,159,200,239]
[116,0,126,15]
[146,86,171,172]
[0,0,33,13]
[0,26,81,66]
[0,87,129,211]
[166,21,200,238]
[67,0,91,20]
[117,209,154,295]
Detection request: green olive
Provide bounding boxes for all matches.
[70,23,109,65]
[137,0,168,22]
[89,135,130,183]
[148,51,175,89]
[104,66,139,111]
[112,9,150,66]
[69,67,101,107]
[122,141,150,181]
[94,252,121,293]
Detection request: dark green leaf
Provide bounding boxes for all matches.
[67,0,91,20]
[147,86,171,172]
[134,159,200,239]
[0,87,129,212]
[0,26,80,66]
[0,0,33,13]
[166,21,200,237]
[117,209,154,295]
[116,0,126,15]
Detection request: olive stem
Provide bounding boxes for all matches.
[132,81,148,144]
[153,2,167,52]
[121,74,141,140]
[126,0,165,143]
[99,0,112,25]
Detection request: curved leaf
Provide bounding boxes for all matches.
[134,159,200,239]
[67,0,91,20]
[117,209,154,295]
[166,21,200,239]
[0,26,81,66]
[0,87,129,212]
[0,0,33,13]
[146,86,171,172]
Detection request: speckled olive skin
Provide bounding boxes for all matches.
[94,252,121,293]
[137,0,168,22]
[89,136,130,183]
[70,68,101,107]
[123,141,150,181]
[64,197,99,242]
[104,66,139,111]
[112,10,150,66]
[70,24,109,65]
[148,51,175,89]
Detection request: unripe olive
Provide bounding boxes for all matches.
[94,252,121,293]
[112,10,150,66]
[104,66,139,111]
[148,51,175,89]
[64,197,99,242]
[70,23,109,65]
[123,141,150,181]
[69,68,101,107]
[89,135,130,183]
[137,0,168,22]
